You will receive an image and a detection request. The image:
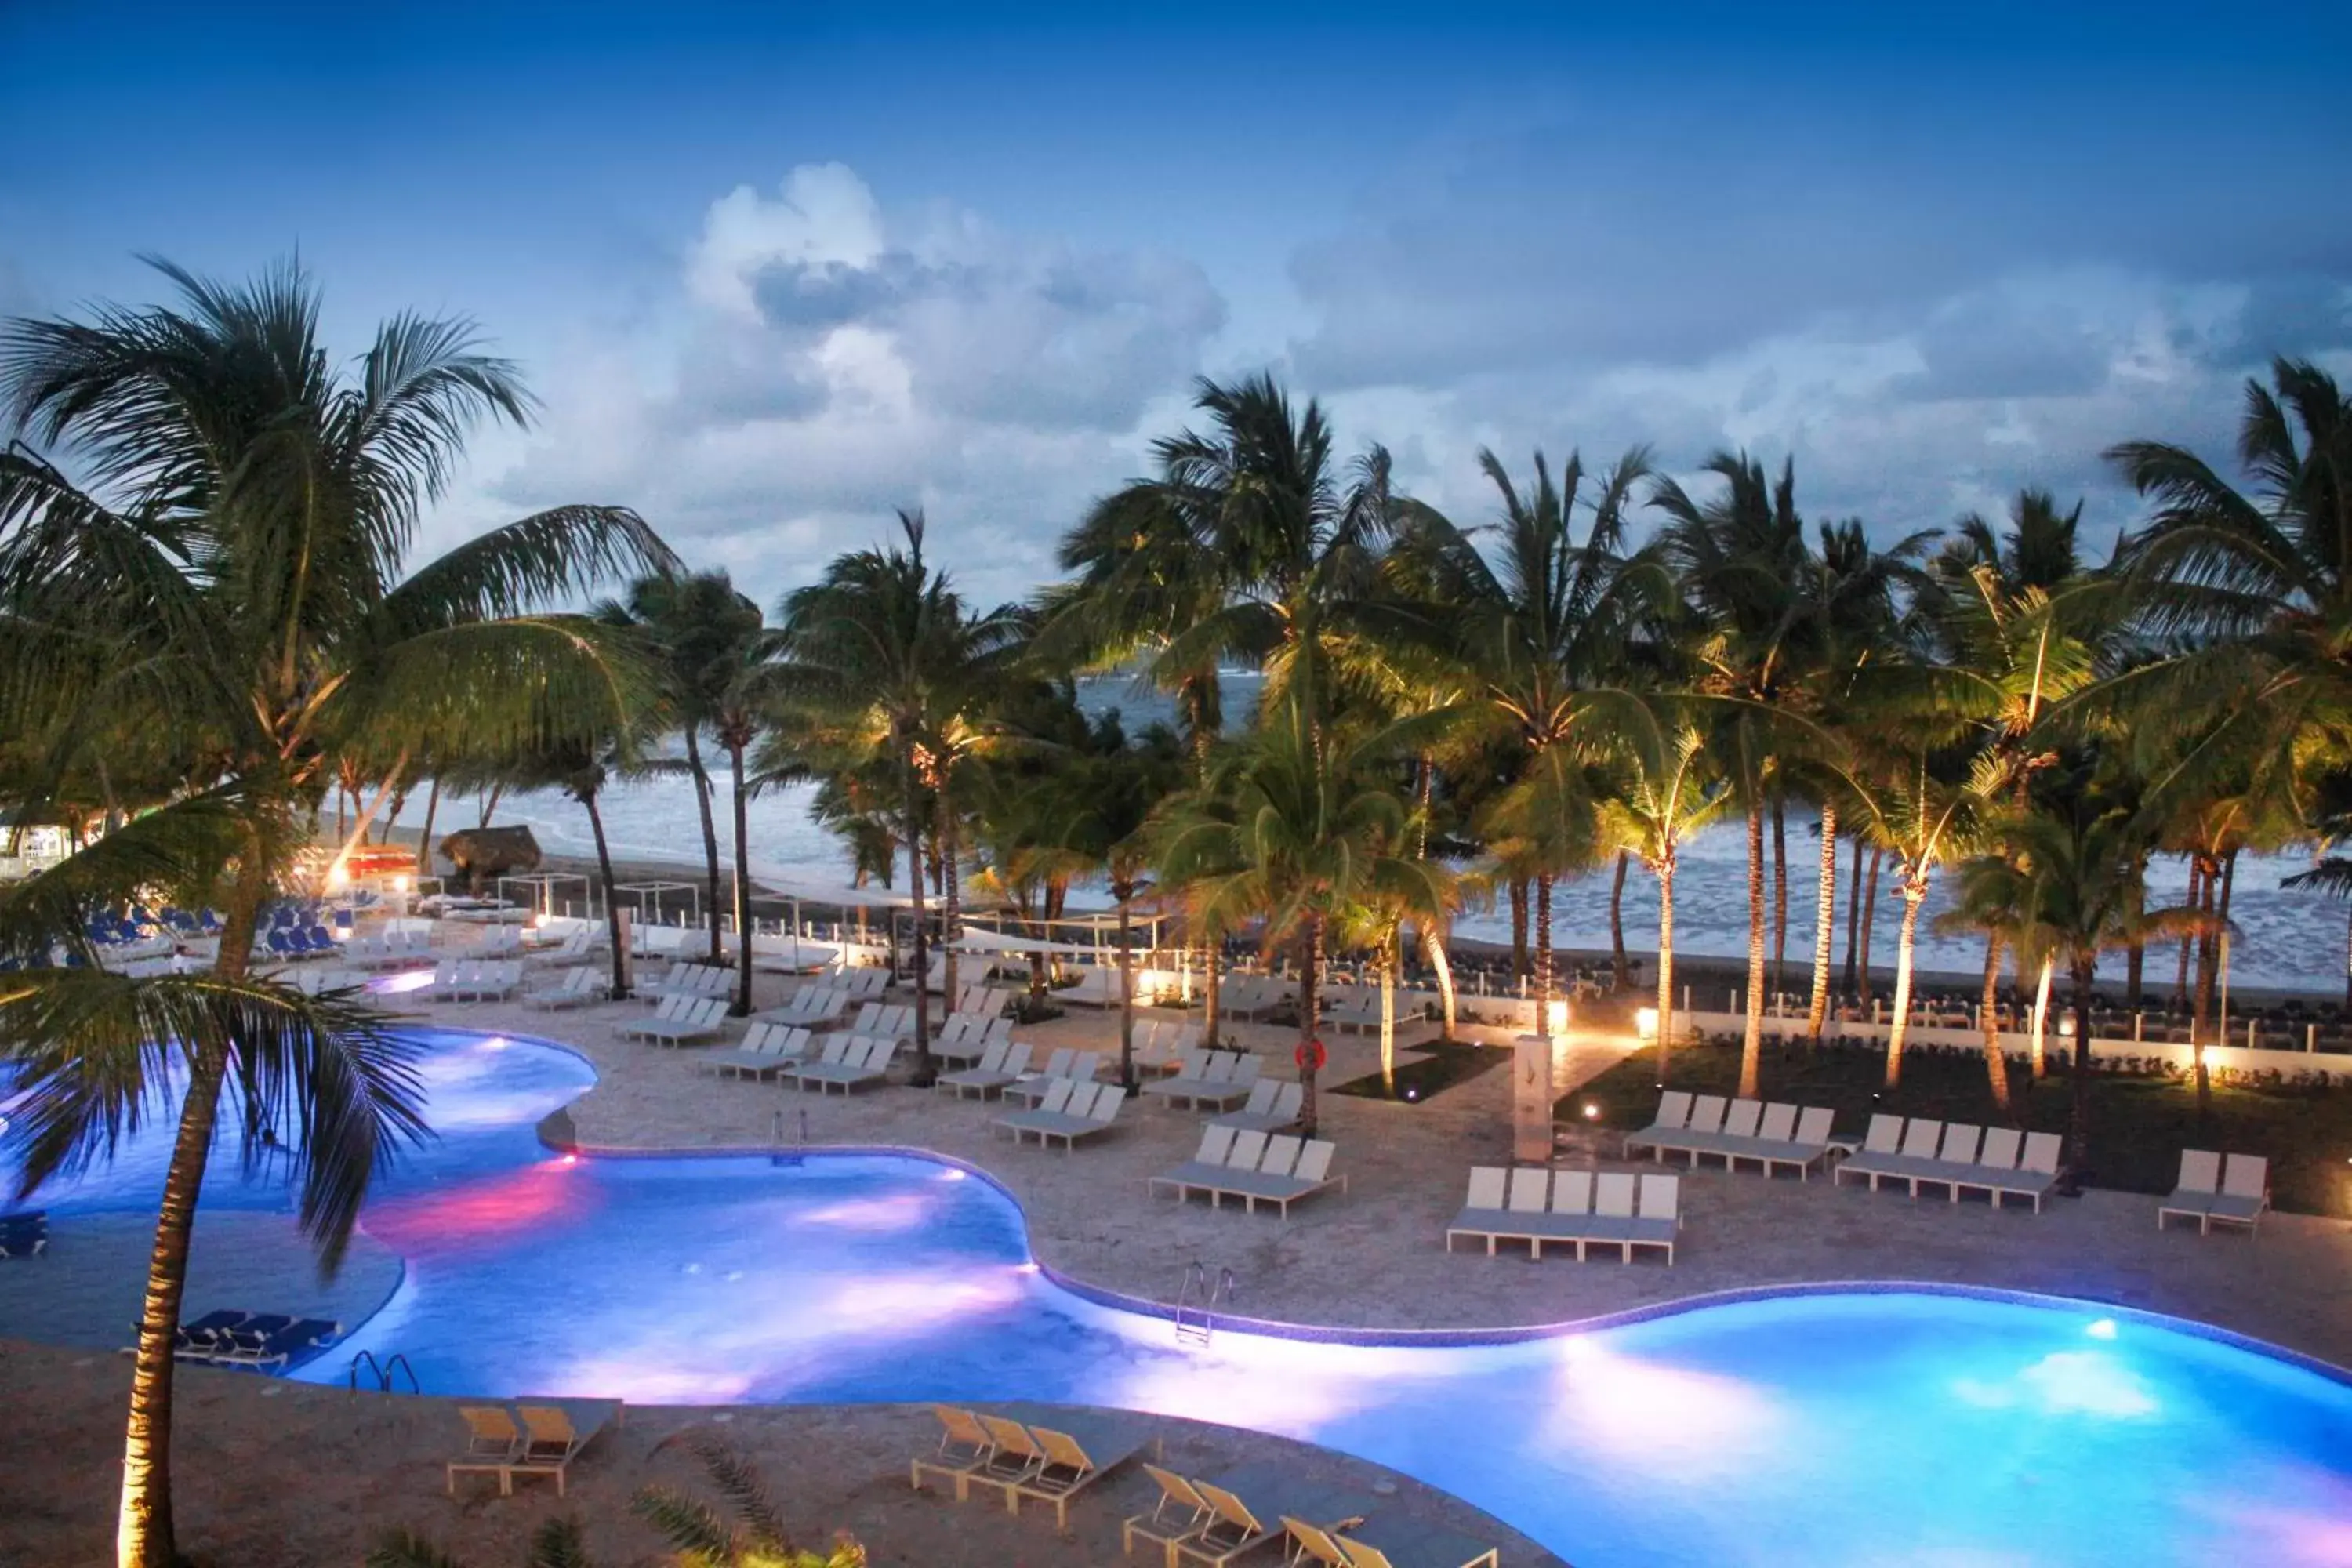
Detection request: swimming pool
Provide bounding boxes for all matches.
[9,1031,2350,1566]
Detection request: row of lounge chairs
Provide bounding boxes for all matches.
[1447,1167,1680,1263]
[699,1020,815,1079]
[1131,1455,1499,1568]
[2158,1150,2270,1234]
[911,1404,1149,1530]
[949,981,1021,1018]
[1624,1092,1838,1178]
[1214,1078,1304,1133]
[934,1011,1014,1063]
[937,1040,1039,1098]
[448,1398,622,1497]
[525,965,606,1009]
[345,927,434,970]
[994,1080,1128,1150]
[1139,1050,1261,1112]
[1835,1117,2063,1209]
[764,987,850,1029]
[1004,1047,1104,1103]
[1219,973,1296,1022]
[1150,1127,1345,1215]
[618,994,730,1046]
[789,1035,898,1094]
[0,1210,46,1258]
[637,961,731,1004]
[148,1309,340,1369]
[425,959,523,1001]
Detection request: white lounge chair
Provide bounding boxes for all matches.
[938,1040,1033,1099]
[994,1083,1129,1152]
[1210,1080,1304,1134]
[524,965,602,1011]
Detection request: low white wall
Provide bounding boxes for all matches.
[1676,1009,2352,1076]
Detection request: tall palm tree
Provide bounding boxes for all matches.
[1155,680,1445,1134]
[0,260,668,1568]
[1653,453,1821,1096]
[768,511,1019,1079]
[1388,445,1661,1030]
[1593,694,1733,1081]
[1063,717,1186,1085]
[620,571,770,996]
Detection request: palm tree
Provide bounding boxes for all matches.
[1156,681,1445,1134]
[1064,717,1186,1086]
[1388,445,1660,1031]
[0,260,668,1568]
[1653,453,1822,1097]
[1593,695,1733,1082]
[769,511,1019,1079]
[620,571,771,998]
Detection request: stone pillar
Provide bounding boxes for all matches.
[1513,1033,1555,1163]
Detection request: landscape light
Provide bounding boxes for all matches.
[2086,1319,2118,1340]
[1583,1102,1600,1120]
[1635,1007,1659,1040]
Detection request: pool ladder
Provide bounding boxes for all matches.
[1174,1262,1236,1348]
[772,1107,809,1167]
[347,1350,419,1395]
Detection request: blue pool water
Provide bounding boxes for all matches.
[7,1032,2350,1567]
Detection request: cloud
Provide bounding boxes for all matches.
[485,164,1225,608]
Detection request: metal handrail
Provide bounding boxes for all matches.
[346,1348,420,1394]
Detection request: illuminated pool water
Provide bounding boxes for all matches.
[8,1033,2350,1567]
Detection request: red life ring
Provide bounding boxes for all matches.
[1295,1037,1327,1073]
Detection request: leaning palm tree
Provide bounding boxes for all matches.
[0,260,670,1568]
[1155,678,1445,1134]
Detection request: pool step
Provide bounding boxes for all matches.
[1174,1261,1236,1348]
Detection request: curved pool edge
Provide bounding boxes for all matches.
[537,1127,2352,1389]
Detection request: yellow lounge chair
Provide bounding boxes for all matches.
[507,1398,622,1497]
[970,1413,1047,1501]
[1123,1464,1214,1568]
[1009,1421,1145,1529]
[1283,1515,1355,1567]
[910,1404,995,1501]
[1335,1515,1501,1568]
[445,1405,522,1494]
[1176,1478,1284,1567]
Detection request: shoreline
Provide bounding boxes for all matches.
[340,818,2352,1009]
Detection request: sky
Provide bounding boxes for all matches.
[3,1,2349,611]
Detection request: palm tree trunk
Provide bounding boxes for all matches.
[1379,942,1397,1088]
[2195,849,2236,1118]
[1116,884,1136,1088]
[1980,934,2012,1114]
[1806,805,1838,1040]
[940,768,960,1017]
[1202,934,1221,1047]
[2343,906,2351,1011]
[1770,795,1789,998]
[2175,859,2202,1006]
[2190,853,2220,1054]
[414,775,441,881]
[120,854,269,1568]
[1508,879,1528,984]
[684,728,724,967]
[324,750,412,886]
[1534,872,1555,1033]
[1857,847,1882,1008]
[584,791,628,1001]
[903,757,933,1085]
[2030,956,2053,1079]
[1298,913,1323,1137]
[1740,801,1766,1098]
[477,782,503,829]
[1609,850,1631,989]
[1425,924,1457,1042]
[729,744,754,1016]
[1883,872,1928,1089]
[2125,939,2144,1010]
[2064,954,2097,1190]
[1656,855,1677,1085]
[1841,832,1864,996]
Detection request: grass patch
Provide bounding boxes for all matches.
[1564,1038,2352,1216]
[1330,1040,1508,1104]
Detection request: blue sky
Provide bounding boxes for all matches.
[4,2,2349,608]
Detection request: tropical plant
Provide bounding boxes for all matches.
[0,260,670,1568]
[768,510,1020,1077]
[619,571,771,1003]
[1390,445,1661,1032]
[1155,678,1446,1134]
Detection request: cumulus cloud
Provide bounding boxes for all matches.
[488,163,1225,608]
